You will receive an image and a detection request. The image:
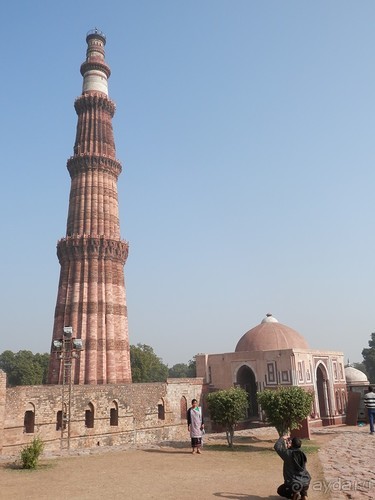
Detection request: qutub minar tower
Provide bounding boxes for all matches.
[48,30,132,385]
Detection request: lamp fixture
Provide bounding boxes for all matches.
[72,339,83,350]
[63,326,73,338]
[53,340,63,349]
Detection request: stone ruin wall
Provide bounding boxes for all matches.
[0,371,203,457]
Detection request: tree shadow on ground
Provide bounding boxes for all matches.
[233,436,275,444]
[162,438,275,453]
[148,443,274,453]
[161,441,188,449]
[213,493,280,499]
[142,448,190,455]
[204,444,274,453]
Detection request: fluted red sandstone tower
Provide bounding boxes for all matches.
[48,30,132,385]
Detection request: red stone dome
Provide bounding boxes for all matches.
[235,314,309,352]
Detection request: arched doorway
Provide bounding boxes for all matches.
[236,365,258,418]
[316,363,331,421]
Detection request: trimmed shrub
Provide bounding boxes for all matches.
[257,386,314,436]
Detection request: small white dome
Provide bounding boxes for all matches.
[345,366,369,385]
[261,313,279,324]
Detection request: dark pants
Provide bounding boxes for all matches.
[277,482,309,499]
[368,408,375,433]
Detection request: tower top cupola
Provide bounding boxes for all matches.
[80,28,111,96]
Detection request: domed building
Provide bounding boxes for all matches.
[345,365,369,387]
[196,314,347,428]
[345,365,369,423]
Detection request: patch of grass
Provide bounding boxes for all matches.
[301,440,321,454]
[4,461,54,472]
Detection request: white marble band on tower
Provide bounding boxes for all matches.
[81,29,110,96]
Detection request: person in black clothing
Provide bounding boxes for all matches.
[274,435,311,499]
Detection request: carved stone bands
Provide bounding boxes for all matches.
[74,93,115,115]
[57,235,129,264]
[67,154,122,179]
[55,303,128,316]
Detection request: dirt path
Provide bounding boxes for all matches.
[0,428,331,500]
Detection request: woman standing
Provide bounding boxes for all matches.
[187,399,204,454]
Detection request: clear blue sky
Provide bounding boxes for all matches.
[1,1,374,367]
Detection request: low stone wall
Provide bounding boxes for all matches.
[0,371,203,457]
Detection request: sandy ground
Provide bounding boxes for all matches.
[0,427,332,500]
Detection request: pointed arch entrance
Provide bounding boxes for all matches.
[236,365,258,418]
[316,363,331,422]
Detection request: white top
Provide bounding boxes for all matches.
[261,313,279,324]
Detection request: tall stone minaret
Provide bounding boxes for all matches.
[48,30,132,385]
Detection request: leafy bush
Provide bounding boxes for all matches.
[20,437,44,469]
[206,387,248,447]
[257,386,314,436]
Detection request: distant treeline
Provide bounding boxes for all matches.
[0,344,196,386]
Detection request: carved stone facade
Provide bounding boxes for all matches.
[196,314,347,427]
[48,31,131,385]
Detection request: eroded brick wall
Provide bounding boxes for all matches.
[0,377,203,456]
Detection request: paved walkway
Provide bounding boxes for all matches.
[312,426,375,499]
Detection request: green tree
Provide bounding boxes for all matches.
[34,353,50,384]
[168,359,196,378]
[257,386,314,436]
[362,332,375,383]
[0,350,50,387]
[0,350,15,383]
[206,387,248,447]
[352,362,368,378]
[130,344,169,382]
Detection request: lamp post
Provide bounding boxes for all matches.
[53,327,83,450]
